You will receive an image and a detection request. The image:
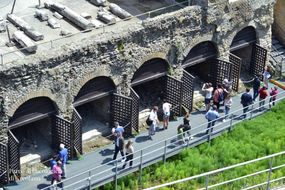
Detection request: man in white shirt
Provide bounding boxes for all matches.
[162,100,171,130]
[148,106,159,140]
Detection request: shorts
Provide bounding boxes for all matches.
[205,98,211,104]
[163,112,170,119]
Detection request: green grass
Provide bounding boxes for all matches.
[99,100,285,190]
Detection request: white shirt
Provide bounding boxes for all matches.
[149,110,158,125]
[162,102,171,115]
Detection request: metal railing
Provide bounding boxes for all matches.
[0,0,193,65]
[144,150,285,190]
[40,88,285,190]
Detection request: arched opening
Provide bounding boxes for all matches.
[182,41,218,87]
[73,76,116,144]
[8,97,57,165]
[230,26,257,76]
[131,58,169,111]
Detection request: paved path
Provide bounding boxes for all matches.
[5,81,285,190]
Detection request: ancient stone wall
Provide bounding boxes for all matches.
[0,0,275,143]
[274,0,285,46]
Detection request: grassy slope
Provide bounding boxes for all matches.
[102,100,285,190]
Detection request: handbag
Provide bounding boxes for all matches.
[146,116,153,126]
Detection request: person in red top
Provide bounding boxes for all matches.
[213,84,224,111]
[258,86,268,111]
[269,86,278,108]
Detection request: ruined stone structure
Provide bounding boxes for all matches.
[0,0,276,183]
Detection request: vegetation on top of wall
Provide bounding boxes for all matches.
[101,99,285,190]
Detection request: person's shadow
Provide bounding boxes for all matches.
[101,158,114,165]
[135,135,149,143]
[99,148,114,156]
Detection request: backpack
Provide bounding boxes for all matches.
[146,116,153,126]
[218,90,224,102]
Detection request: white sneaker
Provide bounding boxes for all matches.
[190,136,194,140]
[222,119,226,122]
[121,158,126,163]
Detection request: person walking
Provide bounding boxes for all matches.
[58,143,68,179]
[240,88,253,119]
[183,112,193,140]
[51,160,62,189]
[148,106,159,140]
[122,139,134,169]
[252,75,261,101]
[205,105,219,134]
[113,132,125,162]
[162,100,172,130]
[258,86,268,111]
[202,82,213,112]
[262,66,271,88]
[213,84,224,111]
[269,86,278,108]
[223,93,232,122]
[50,155,58,170]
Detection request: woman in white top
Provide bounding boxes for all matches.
[202,82,214,112]
[122,140,134,169]
[223,93,233,122]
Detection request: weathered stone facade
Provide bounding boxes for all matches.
[0,0,276,143]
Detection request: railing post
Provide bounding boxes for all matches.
[50,40,53,49]
[228,114,233,132]
[250,104,254,120]
[115,160,118,190]
[266,158,273,190]
[139,150,143,188]
[0,53,3,65]
[207,123,211,143]
[163,140,167,164]
[88,170,91,190]
[148,12,151,18]
[205,174,209,190]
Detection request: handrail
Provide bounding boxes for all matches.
[40,88,285,190]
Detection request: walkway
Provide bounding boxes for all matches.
[5,81,285,190]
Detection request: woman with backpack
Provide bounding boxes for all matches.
[213,84,224,111]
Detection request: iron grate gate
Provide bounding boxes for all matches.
[8,130,20,181]
[211,59,232,87]
[52,116,73,158]
[130,88,140,133]
[229,53,242,91]
[164,75,183,116]
[73,109,83,155]
[111,94,132,136]
[182,70,195,112]
[250,43,267,78]
[0,143,8,184]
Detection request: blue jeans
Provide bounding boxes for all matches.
[253,89,259,101]
[242,106,249,118]
[224,106,230,119]
[206,120,215,134]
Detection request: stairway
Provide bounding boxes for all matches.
[270,35,285,73]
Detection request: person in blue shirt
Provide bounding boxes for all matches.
[205,105,219,134]
[240,88,253,118]
[252,75,261,101]
[50,155,58,170]
[58,143,68,178]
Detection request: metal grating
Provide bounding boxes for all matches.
[8,130,20,181]
[52,116,73,158]
[111,94,133,136]
[164,75,183,116]
[0,143,8,184]
[182,70,195,112]
[229,53,242,91]
[130,88,140,133]
[211,59,232,87]
[250,43,267,79]
[73,109,83,155]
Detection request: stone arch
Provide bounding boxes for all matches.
[71,69,119,100]
[134,52,171,71]
[7,89,59,118]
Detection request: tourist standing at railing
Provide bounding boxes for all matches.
[253,75,261,101]
[262,66,271,89]
[58,143,68,179]
[148,106,159,140]
[240,88,253,119]
[183,112,193,140]
[122,139,134,169]
[269,86,278,108]
[113,132,125,162]
[162,100,172,130]
[258,86,268,111]
[51,160,62,189]
[202,82,213,112]
[223,93,232,122]
[205,105,219,134]
[213,84,224,111]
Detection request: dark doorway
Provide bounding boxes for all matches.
[131,58,169,111]
[182,41,218,89]
[73,76,115,143]
[8,97,57,164]
[230,26,257,76]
